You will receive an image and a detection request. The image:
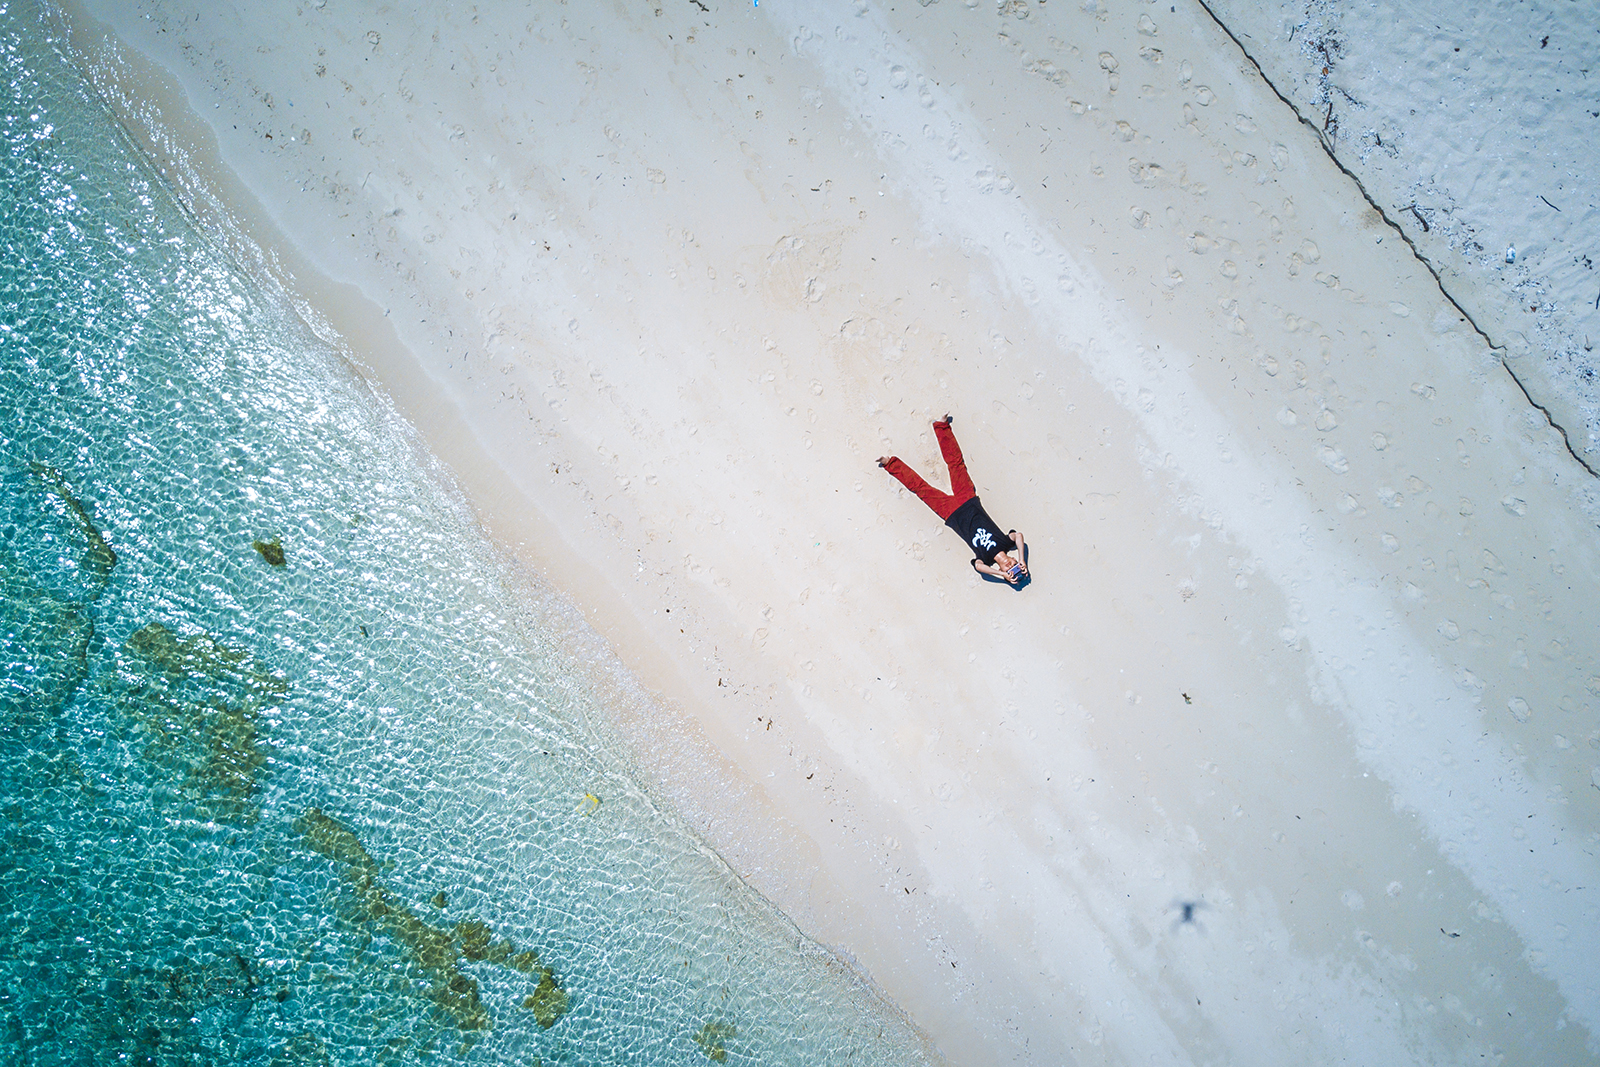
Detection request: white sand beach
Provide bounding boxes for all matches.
[52,0,1599,1062]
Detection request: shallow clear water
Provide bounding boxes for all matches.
[0,10,930,1065]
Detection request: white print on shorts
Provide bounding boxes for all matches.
[972,528,997,551]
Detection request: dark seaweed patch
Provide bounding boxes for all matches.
[89,951,265,1064]
[0,547,93,724]
[294,808,569,1034]
[1,466,118,723]
[111,623,286,824]
[29,462,116,596]
[253,537,287,567]
[693,1020,738,1062]
[521,969,570,1030]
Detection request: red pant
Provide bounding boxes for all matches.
[884,421,975,521]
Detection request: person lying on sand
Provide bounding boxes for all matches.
[878,416,1028,584]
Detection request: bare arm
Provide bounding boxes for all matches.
[972,557,1022,583]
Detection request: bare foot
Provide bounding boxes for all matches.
[877,456,890,468]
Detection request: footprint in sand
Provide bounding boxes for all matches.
[1129,159,1165,185]
[1099,52,1119,92]
[975,166,1007,193]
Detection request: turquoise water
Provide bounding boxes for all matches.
[0,10,932,1066]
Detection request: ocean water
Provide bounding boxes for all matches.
[0,12,932,1067]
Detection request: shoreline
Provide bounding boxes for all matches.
[47,4,999,1060]
[48,0,1600,1063]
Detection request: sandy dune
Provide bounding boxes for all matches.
[56,0,1600,1062]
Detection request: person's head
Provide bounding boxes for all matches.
[994,550,1025,580]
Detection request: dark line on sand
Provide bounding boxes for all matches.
[1191,0,1598,479]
